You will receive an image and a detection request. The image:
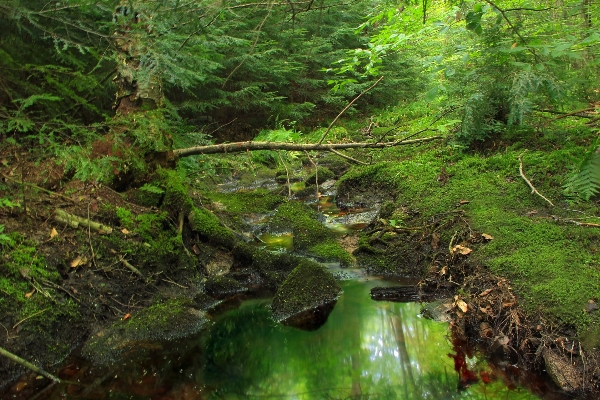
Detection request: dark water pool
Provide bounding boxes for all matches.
[37,277,541,400]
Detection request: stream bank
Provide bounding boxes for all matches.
[1,141,599,398]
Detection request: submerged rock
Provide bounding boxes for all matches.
[271,261,341,330]
[204,276,247,299]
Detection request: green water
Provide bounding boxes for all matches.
[196,278,538,400]
[44,278,540,399]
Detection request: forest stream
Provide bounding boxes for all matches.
[28,188,549,400]
[37,275,542,399]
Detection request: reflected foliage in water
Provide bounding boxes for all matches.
[198,279,538,400]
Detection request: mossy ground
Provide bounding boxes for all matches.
[338,124,600,338]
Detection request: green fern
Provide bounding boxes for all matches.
[564,144,600,201]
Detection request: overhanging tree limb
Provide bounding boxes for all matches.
[172,136,442,158]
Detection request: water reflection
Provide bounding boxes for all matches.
[198,279,538,400]
[41,279,539,399]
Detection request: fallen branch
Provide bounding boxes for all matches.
[54,209,113,234]
[329,148,368,165]
[318,76,384,145]
[0,346,62,383]
[110,250,144,278]
[173,136,442,158]
[518,150,554,207]
[0,172,75,203]
[13,308,49,330]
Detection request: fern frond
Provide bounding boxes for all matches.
[564,145,600,201]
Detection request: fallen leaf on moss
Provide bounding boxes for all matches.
[431,232,440,249]
[70,256,88,268]
[452,245,472,255]
[479,288,493,297]
[121,228,130,235]
[481,233,493,241]
[122,313,131,321]
[24,289,35,299]
[50,228,58,239]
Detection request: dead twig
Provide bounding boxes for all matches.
[39,278,80,304]
[328,148,368,165]
[518,150,554,207]
[277,151,292,199]
[304,151,319,205]
[318,76,384,145]
[13,308,49,330]
[0,346,62,383]
[162,278,188,289]
[109,249,143,278]
[0,172,76,203]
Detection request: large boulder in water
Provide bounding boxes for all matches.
[271,261,341,330]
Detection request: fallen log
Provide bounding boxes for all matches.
[370,286,420,302]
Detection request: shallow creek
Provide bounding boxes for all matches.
[35,184,546,399]
[42,275,541,399]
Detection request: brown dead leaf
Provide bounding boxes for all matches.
[481,233,493,241]
[456,299,469,313]
[24,289,35,299]
[121,228,131,235]
[50,228,59,239]
[502,301,516,308]
[192,244,201,255]
[70,286,77,294]
[70,256,88,268]
[431,232,440,249]
[439,265,447,275]
[122,313,131,321]
[458,200,470,205]
[452,245,472,255]
[479,288,493,297]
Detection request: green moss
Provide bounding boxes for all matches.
[271,260,341,322]
[356,138,600,333]
[305,166,335,185]
[310,242,354,266]
[83,298,209,364]
[189,207,237,248]
[268,202,351,264]
[4,238,59,283]
[205,189,285,214]
[126,183,164,208]
[159,169,193,217]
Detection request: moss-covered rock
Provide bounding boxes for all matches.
[82,298,209,364]
[189,207,237,248]
[204,276,246,299]
[267,202,353,265]
[336,163,398,208]
[271,261,341,330]
[305,166,335,186]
